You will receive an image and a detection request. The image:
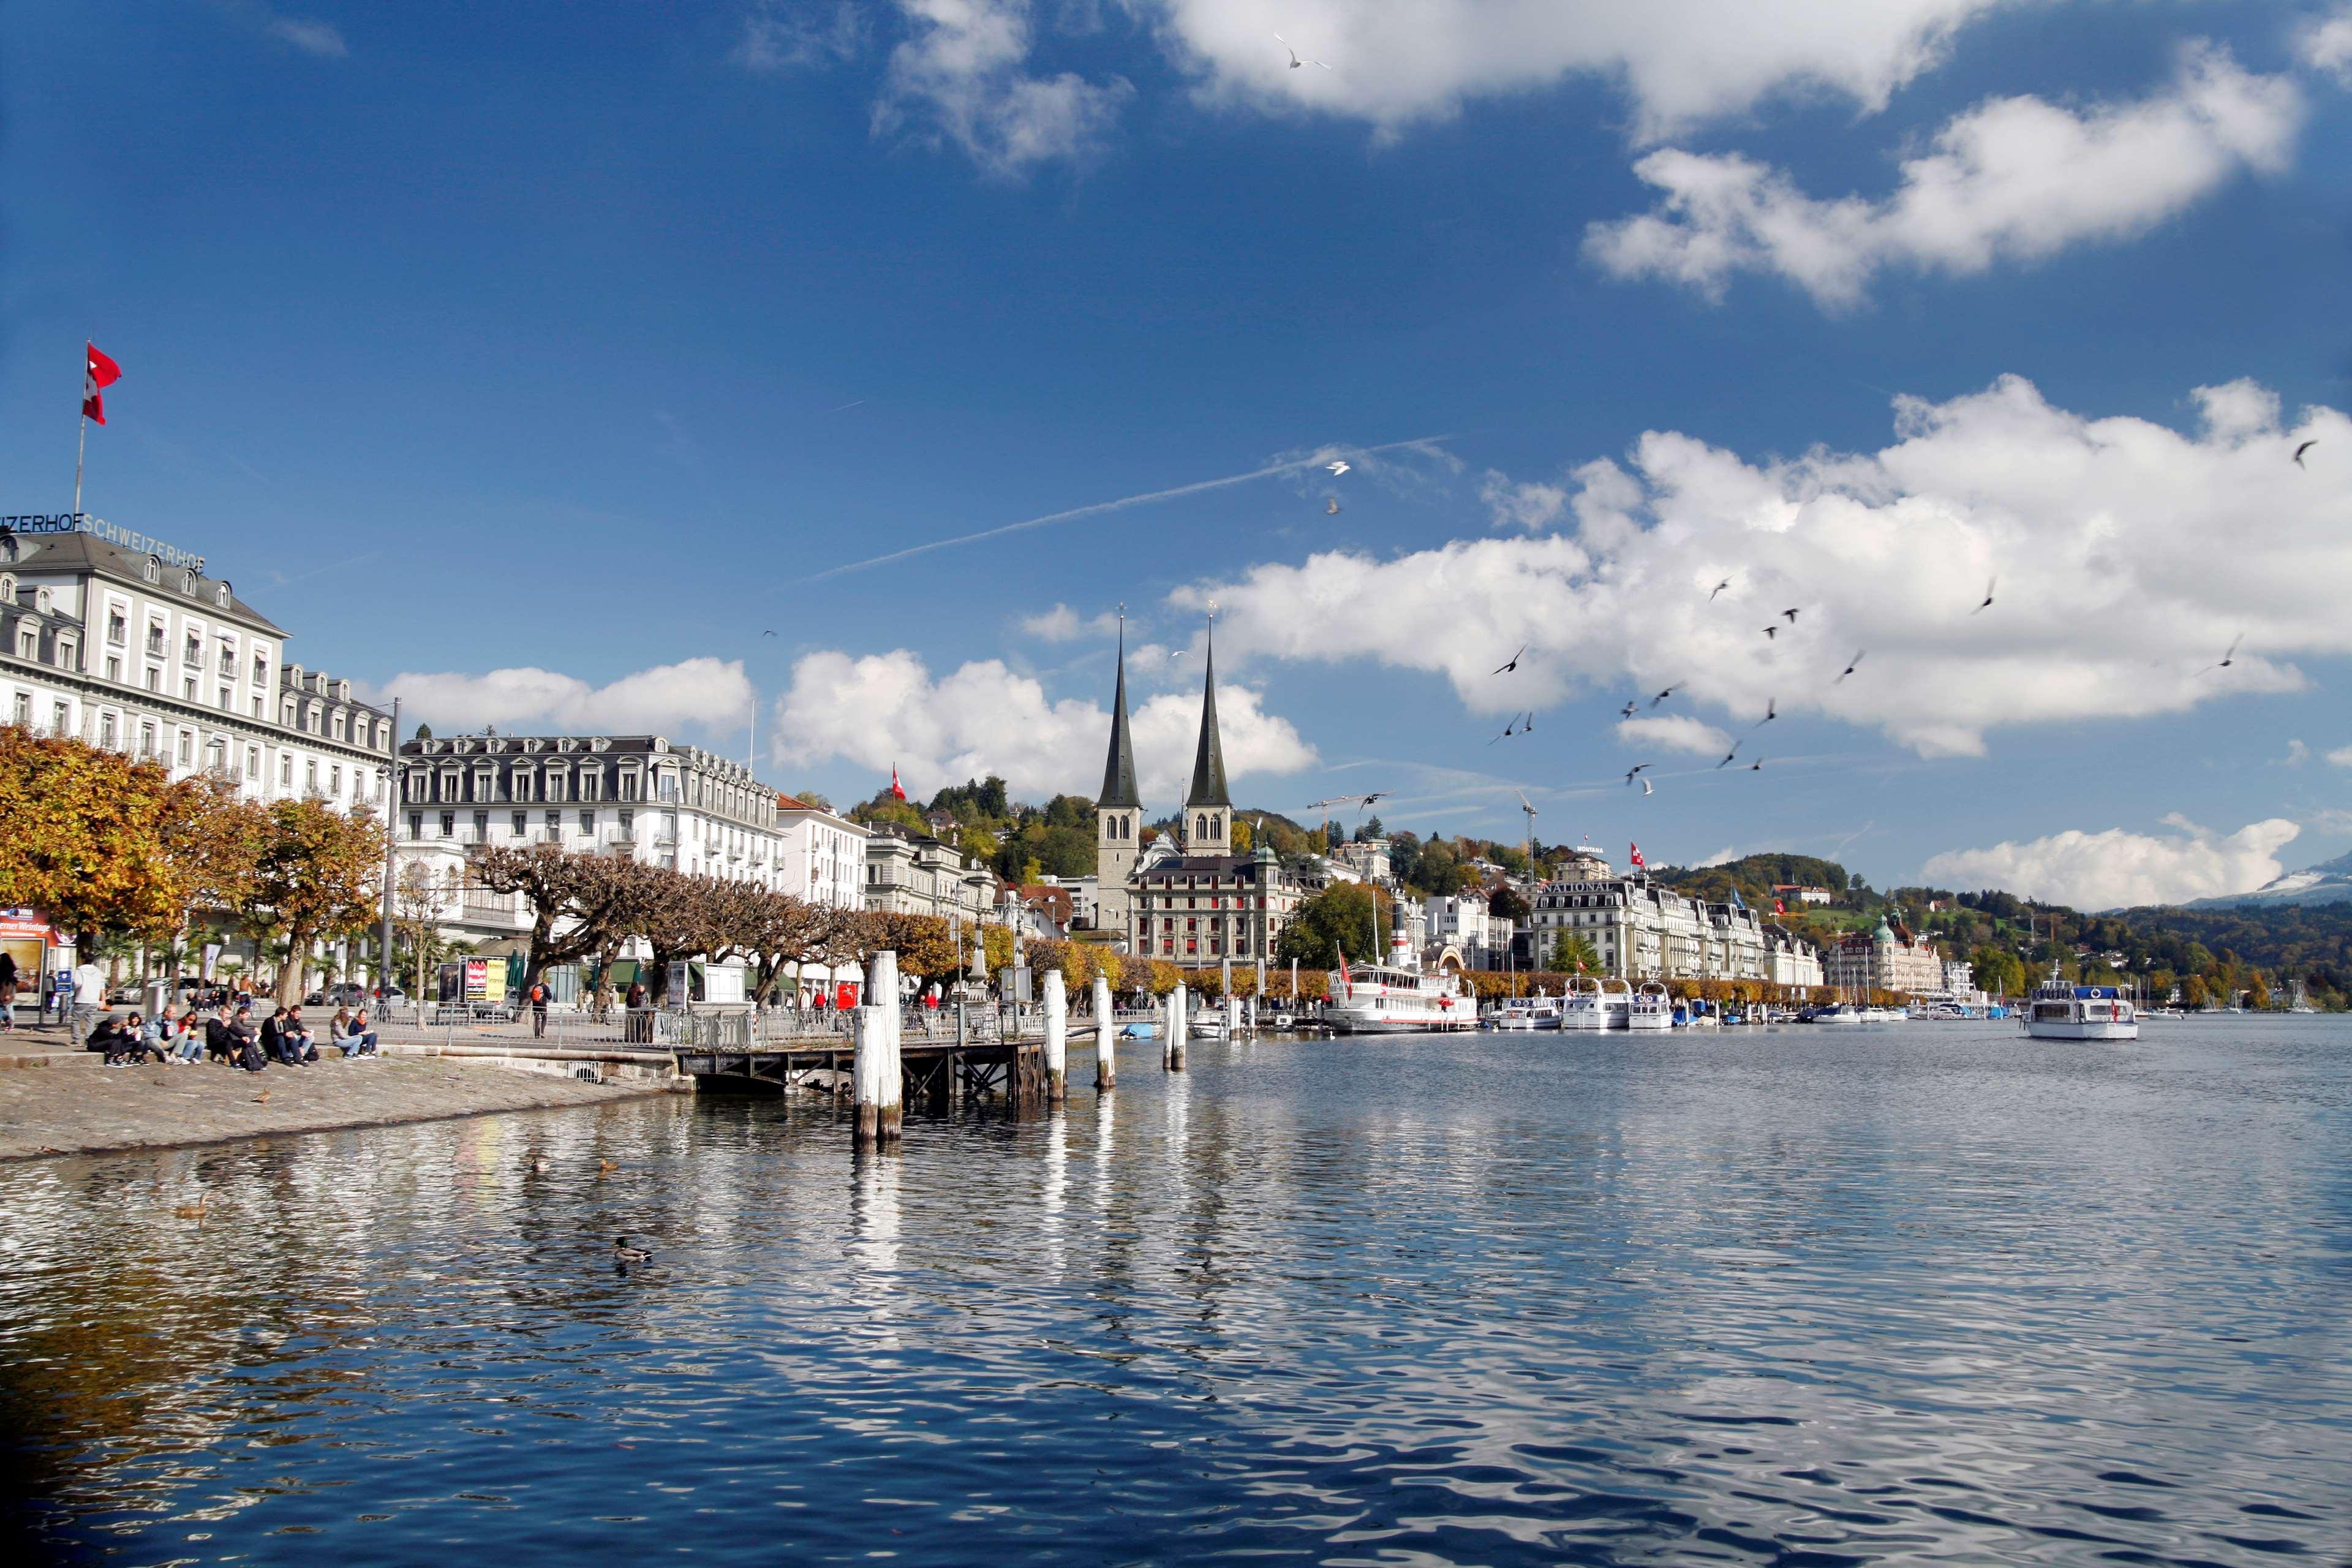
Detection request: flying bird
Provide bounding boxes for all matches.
[1836,651,1865,682]
[2292,440,2316,468]
[1717,742,1742,768]
[1619,701,1637,718]
[1363,791,1385,805]
[1973,577,1996,613]
[1275,34,1331,69]
[1326,496,1341,515]
[1325,459,1351,477]
[1494,646,1525,674]
[1650,686,1676,708]
[1640,778,1654,796]
[1762,625,1779,639]
[1758,698,1776,725]
[1624,764,1650,785]
[1709,578,1732,601]
[761,630,777,637]
[1749,758,1765,772]
[1520,710,1535,734]
[2204,634,2243,672]
[1782,608,1800,624]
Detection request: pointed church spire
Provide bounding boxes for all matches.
[1187,613,1232,809]
[1098,608,1142,809]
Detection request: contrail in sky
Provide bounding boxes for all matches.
[807,434,1454,583]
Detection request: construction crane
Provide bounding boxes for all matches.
[1515,789,1540,880]
[1306,792,1390,848]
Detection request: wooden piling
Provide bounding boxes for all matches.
[1042,967,1068,1106]
[853,949,902,1149]
[1165,983,1187,1071]
[1093,974,1115,1089]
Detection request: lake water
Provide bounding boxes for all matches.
[2,1019,2347,1566]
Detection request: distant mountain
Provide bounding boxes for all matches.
[2187,850,2352,909]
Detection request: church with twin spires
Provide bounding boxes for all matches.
[1093,617,1306,969]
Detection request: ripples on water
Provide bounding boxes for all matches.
[1,1020,2346,1565]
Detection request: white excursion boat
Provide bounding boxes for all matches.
[1561,976,1632,1031]
[1813,1003,1863,1025]
[1626,982,1673,1031]
[1486,994,1562,1030]
[2022,967,2138,1042]
[1324,930,1477,1034]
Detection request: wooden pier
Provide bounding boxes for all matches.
[671,1033,1047,1110]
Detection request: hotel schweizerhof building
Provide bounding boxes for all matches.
[1094,624,1305,968]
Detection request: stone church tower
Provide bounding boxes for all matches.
[1183,622,1232,856]
[1095,616,1144,940]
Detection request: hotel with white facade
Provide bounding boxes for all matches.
[1,516,392,810]
[1526,864,1823,989]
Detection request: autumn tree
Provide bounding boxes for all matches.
[1273,883,1385,970]
[0,726,191,942]
[472,843,614,998]
[247,800,387,1006]
[861,911,959,981]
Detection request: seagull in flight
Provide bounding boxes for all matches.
[1762,625,1779,640]
[1619,701,1638,718]
[1275,34,1332,69]
[1494,646,1525,674]
[1488,717,1520,744]
[761,629,777,637]
[1749,758,1765,772]
[1758,698,1776,725]
[1650,686,1677,708]
[1973,577,1996,613]
[1640,777,1654,796]
[1325,496,1341,515]
[1325,459,1351,477]
[1624,764,1650,785]
[1836,651,1865,683]
[2292,440,2316,468]
[1717,744,1741,769]
[1709,578,1732,601]
[1782,608,1800,624]
[2204,634,2243,672]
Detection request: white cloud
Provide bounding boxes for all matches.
[265,17,347,57]
[2328,744,2352,768]
[1177,374,2348,758]
[875,0,1132,175]
[1148,0,2014,143]
[1615,714,1732,757]
[369,659,754,736]
[1477,470,1568,533]
[2302,7,2352,86]
[2280,739,2312,767]
[1586,43,2303,308]
[769,647,1314,801]
[1019,603,1118,641]
[736,1,864,70]
[1922,816,2301,910]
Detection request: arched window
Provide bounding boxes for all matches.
[0,574,12,603]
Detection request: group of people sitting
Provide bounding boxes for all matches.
[87,1001,380,1070]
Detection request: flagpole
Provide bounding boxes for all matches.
[74,410,86,518]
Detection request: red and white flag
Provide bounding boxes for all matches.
[83,342,121,425]
[889,764,907,802]
[1629,842,1646,870]
[1773,898,1786,915]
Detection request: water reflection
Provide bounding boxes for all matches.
[1,1020,2347,1565]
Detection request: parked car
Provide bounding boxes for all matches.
[107,986,144,1006]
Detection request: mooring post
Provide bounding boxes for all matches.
[1042,967,1068,1106]
[1166,983,1187,1071]
[854,949,903,1150]
[1093,973,1116,1090]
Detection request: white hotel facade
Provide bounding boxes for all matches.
[0,516,392,812]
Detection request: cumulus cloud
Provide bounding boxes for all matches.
[770,647,1314,801]
[2302,7,2352,86]
[1615,714,1732,757]
[1922,815,2301,911]
[1586,44,2303,308]
[2329,744,2352,767]
[1176,373,2347,758]
[369,660,755,737]
[1020,603,1119,641]
[2280,739,2312,767]
[875,0,1132,176]
[1148,0,2011,143]
[1477,470,1569,533]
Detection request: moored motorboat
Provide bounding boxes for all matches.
[1561,976,1631,1030]
[1626,982,1673,1031]
[2022,967,2138,1041]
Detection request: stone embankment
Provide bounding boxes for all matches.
[0,1029,679,1161]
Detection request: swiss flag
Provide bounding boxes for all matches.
[889,764,907,802]
[1629,842,1645,870]
[83,342,121,425]
[1774,898,1786,915]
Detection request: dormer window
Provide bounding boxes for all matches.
[215,582,230,607]
[179,570,195,594]
[143,556,160,583]
[0,575,12,604]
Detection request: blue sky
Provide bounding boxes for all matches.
[5,1,2351,907]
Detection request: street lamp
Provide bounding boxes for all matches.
[377,696,399,1003]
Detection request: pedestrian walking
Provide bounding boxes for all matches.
[527,979,552,1039]
[70,954,106,1042]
